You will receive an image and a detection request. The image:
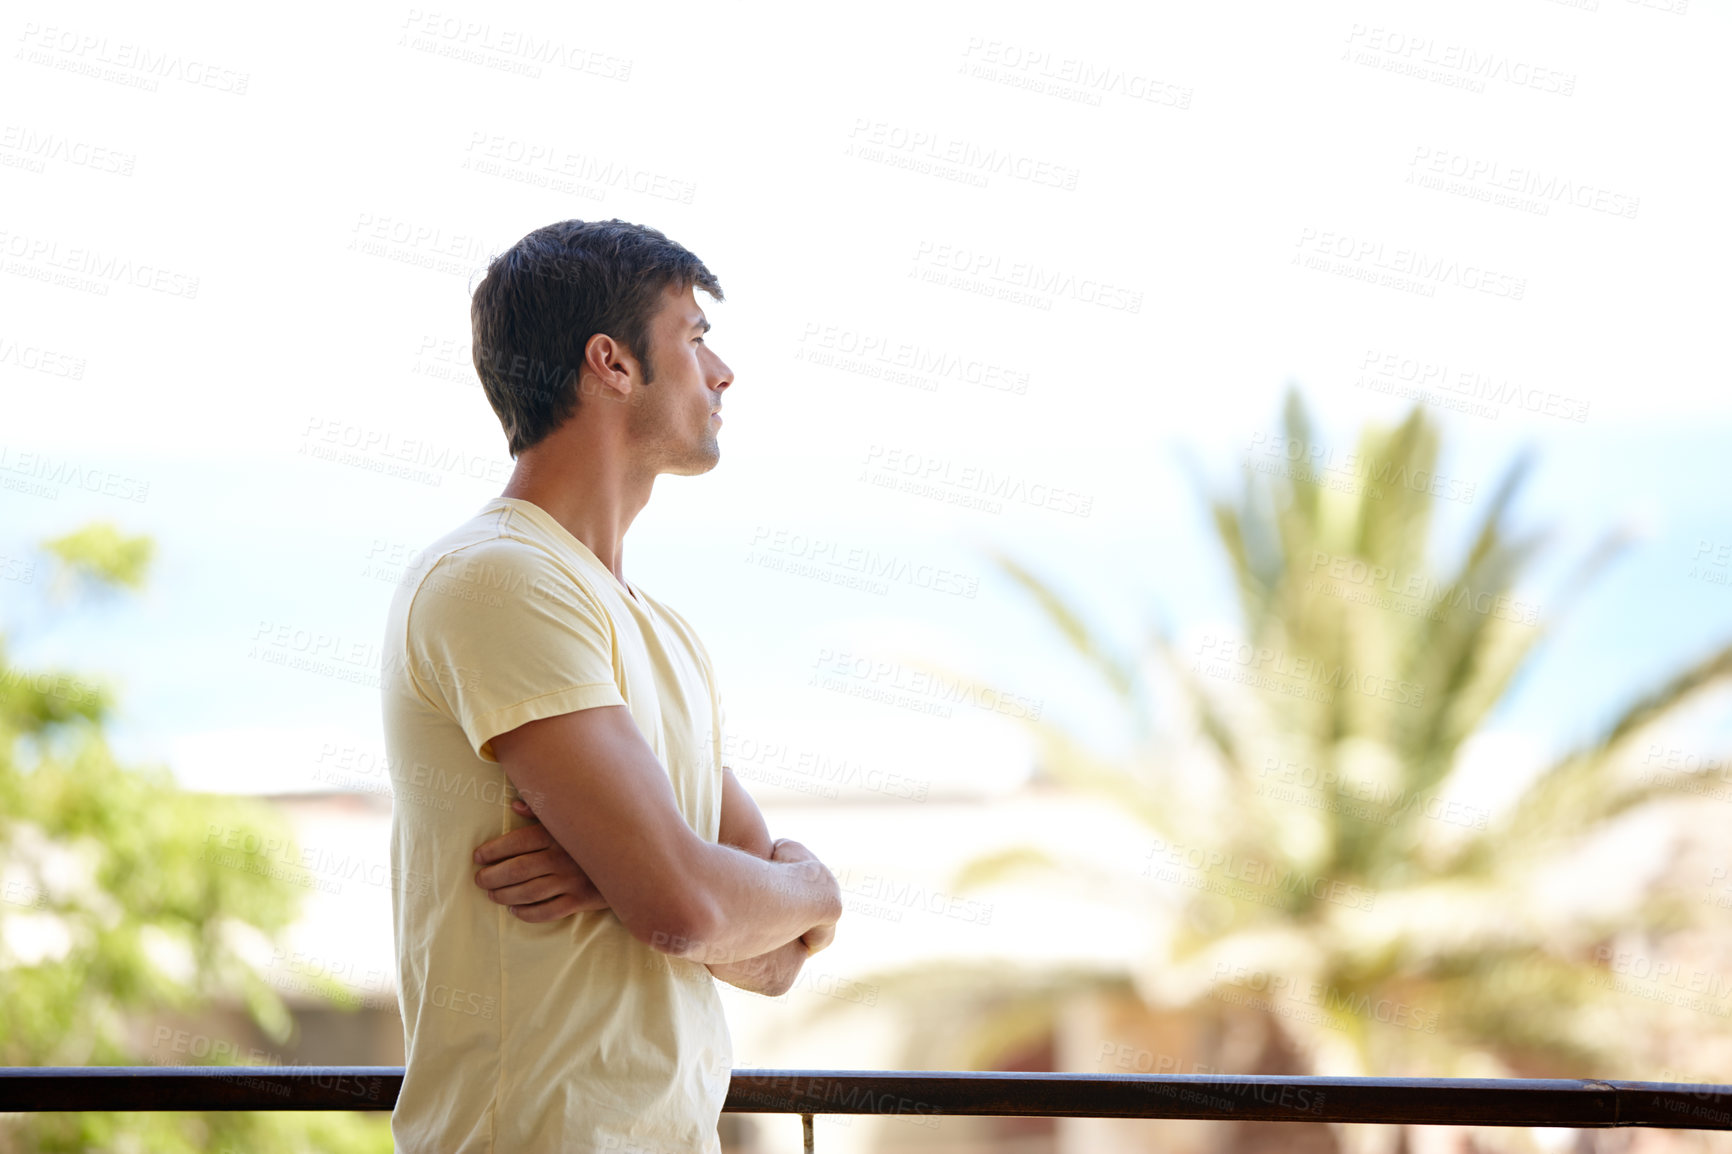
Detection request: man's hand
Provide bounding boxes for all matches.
[472,799,609,923]
[699,819,841,996]
[772,837,838,956]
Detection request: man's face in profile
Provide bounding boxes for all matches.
[626,281,732,477]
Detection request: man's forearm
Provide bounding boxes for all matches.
[658,841,840,964]
[705,935,809,996]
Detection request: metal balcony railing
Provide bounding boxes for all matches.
[3,1068,1730,1152]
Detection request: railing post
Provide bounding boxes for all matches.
[801,1111,814,1153]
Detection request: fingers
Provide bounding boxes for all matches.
[473,822,555,865]
[485,874,579,908]
[801,921,837,955]
[770,838,816,864]
[509,893,604,923]
[474,848,566,890]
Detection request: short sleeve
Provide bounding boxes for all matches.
[404,542,627,762]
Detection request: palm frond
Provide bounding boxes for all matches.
[1496,639,1732,845]
[978,547,1144,728]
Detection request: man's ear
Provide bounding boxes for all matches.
[576,334,640,405]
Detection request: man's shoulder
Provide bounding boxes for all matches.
[407,502,575,587]
[423,533,555,587]
[403,527,617,633]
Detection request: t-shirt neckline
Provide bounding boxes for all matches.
[488,496,644,608]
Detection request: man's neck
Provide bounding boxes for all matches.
[498,442,653,587]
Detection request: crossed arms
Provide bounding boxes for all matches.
[468,703,842,996]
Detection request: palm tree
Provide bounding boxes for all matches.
[845,389,1732,1154]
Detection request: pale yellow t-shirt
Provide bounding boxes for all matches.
[380,496,731,1154]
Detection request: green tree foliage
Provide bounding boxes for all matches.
[861,393,1732,1153]
[0,521,390,1153]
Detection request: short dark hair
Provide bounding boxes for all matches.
[469,219,724,457]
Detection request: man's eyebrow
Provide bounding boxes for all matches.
[690,317,711,334]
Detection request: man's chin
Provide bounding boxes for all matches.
[666,445,721,477]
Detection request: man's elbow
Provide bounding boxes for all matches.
[761,967,799,998]
[627,894,720,962]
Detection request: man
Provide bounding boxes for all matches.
[380,218,843,1153]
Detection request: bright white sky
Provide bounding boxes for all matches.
[4,0,1730,804]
